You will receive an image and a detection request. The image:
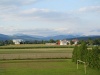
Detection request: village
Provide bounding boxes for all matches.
[13,39,79,45]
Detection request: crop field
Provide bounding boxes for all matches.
[0,44,74,47]
[0,48,73,59]
[0,44,74,59]
[0,59,100,75]
[0,44,74,49]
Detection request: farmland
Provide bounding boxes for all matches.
[0,44,73,59]
[0,44,74,49]
[0,44,100,75]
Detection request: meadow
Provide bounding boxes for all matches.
[0,59,100,75]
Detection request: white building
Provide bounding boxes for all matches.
[60,40,70,45]
[72,39,79,45]
[13,39,23,45]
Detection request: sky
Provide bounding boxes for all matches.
[0,0,100,36]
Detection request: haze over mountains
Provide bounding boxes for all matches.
[0,33,100,41]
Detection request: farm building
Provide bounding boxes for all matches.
[57,39,79,45]
[59,40,70,45]
[72,39,79,45]
[13,39,23,45]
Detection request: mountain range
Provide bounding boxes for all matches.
[0,34,100,41]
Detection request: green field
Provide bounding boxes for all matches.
[0,59,100,75]
[0,44,99,75]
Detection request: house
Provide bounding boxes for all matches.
[13,39,23,45]
[72,39,79,45]
[57,39,79,46]
[59,40,70,45]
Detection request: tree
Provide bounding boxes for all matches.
[78,41,88,62]
[88,38,93,45]
[72,41,100,70]
[70,40,74,45]
[87,46,100,69]
[49,39,55,43]
[93,39,100,45]
[72,41,88,62]
[0,41,4,46]
[72,41,88,63]
[72,45,78,63]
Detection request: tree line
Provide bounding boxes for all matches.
[0,40,14,46]
[0,38,100,46]
[78,38,100,46]
[0,39,57,46]
[72,41,100,70]
[23,39,56,44]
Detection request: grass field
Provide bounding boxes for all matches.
[0,59,100,75]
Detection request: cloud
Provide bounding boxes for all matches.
[7,7,79,24]
[0,0,41,6]
[0,25,100,36]
[90,29,100,32]
[0,26,19,35]
[0,0,42,13]
[0,0,41,21]
[0,6,79,24]
[0,0,80,24]
[78,6,100,13]
[19,8,70,21]
[13,28,58,36]
[14,28,69,36]
[3,27,75,36]
[0,1,100,36]
[0,26,63,36]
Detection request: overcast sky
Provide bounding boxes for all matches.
[0,0,100,36]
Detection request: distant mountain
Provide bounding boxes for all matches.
[72,35,100,40]
[11,34,39,41]
[12,34,100,41]
[41,35,81,40]
[0,34,11,40]
[0,33,100,41]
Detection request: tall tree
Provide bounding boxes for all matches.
[72,46,78,63]
[78,42,88,62]
[89,46,100,69]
